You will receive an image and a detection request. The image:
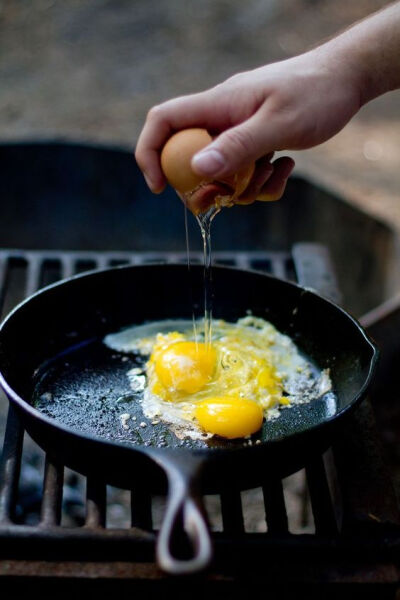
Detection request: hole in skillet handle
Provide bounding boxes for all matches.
[149,450,212,575]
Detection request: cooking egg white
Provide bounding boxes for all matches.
[104,316,332,441]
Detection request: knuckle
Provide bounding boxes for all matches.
[224,126,255,156]
[224,73,241,87]
[224,70,247,87]
[212,72,247,97]
[146,104,164,122]
[263,90,293,120]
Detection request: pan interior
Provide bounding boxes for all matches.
[32,329,338,451]
[0,264,375,456]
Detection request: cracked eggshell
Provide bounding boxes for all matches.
[160,128,254,197]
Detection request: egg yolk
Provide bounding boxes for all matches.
[195,396,263,439]
[257,366,282,396]
[154,341,216,395]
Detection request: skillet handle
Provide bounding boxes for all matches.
[152,452,212,575]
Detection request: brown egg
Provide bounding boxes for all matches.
[161,128,213,194]
[160,128,255,200]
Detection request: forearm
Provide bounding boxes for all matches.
[136,2,400,199]
[314,1,400,106]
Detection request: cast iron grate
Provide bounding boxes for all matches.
[0,245,399,593]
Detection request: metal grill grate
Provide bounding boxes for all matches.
[0,246,399,592]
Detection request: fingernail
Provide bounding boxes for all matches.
[192,149,225,176]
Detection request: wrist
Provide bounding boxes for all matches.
[303,43,366,109]
[317,40,381,107]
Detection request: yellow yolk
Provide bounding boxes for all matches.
[105,316,331,442]
[195,396,263,439]
[154,341,216,395]
[257,366,282,396]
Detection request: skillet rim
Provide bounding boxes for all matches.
[0,263,379,457]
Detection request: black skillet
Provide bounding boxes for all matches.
[0,264,378,574]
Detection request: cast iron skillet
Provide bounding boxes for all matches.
[0,265,378,574]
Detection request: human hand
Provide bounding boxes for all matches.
[135,47,362,212]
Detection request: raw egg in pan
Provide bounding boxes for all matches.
[104,316,333,442]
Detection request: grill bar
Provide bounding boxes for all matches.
[130,490,153,530]
[0,245,398,586]
[0,406,24,523]
[292,243,342,304]
[269,257,286,280]
[305,456,338,535]
[262,479,289,534]
[95,255,110,271]
[0,249,294,277]
[0,526,398,563]
[0,256,8,315]
[85,479,106,528]
[220,490,245,534]
[60,256,74,280]
[39,458,64,528]
[25,255,42,298]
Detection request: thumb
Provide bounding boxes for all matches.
[191,111,280,178]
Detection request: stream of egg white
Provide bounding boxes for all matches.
[196,206,220,349]
[184,201,199,347]
[183,198,220,349]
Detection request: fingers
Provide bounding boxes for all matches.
[182,155,294,214]
[182,182,231,215]
[191,107,285,180]
[257,156,295,202]
[135,90,230,193]
[236,156,294,205]
[135,88,294,203]
[235,154,274,205]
